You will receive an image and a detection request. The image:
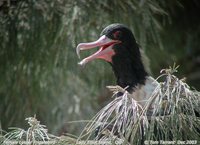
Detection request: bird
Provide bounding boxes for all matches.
[76,23,161,143]
[76,23,200,143]
[76,23,159,111]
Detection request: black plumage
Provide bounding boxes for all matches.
[101,24,148,92]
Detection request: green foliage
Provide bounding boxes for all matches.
[0,0,200,137]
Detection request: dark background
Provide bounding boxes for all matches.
[0,0,200,135]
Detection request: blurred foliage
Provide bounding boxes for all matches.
[0,0,200,136]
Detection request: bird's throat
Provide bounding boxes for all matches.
[111,50,148,93]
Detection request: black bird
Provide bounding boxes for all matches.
[76,23,158,110]
[76,23,200,143]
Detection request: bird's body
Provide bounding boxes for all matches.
[129,76,159,108]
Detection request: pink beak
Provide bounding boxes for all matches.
[76,35,121,66]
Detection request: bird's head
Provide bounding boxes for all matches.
[76,23,147,90]
[76,23,138,66]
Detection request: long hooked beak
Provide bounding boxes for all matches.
[76,35,121,66]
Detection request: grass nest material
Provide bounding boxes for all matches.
[1,66,200,145]
[78,66,200,145]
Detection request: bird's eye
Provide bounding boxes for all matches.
[113,31,122,39]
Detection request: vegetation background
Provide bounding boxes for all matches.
[0,0,200,136]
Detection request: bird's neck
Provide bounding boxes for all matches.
[111,46,148,93]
